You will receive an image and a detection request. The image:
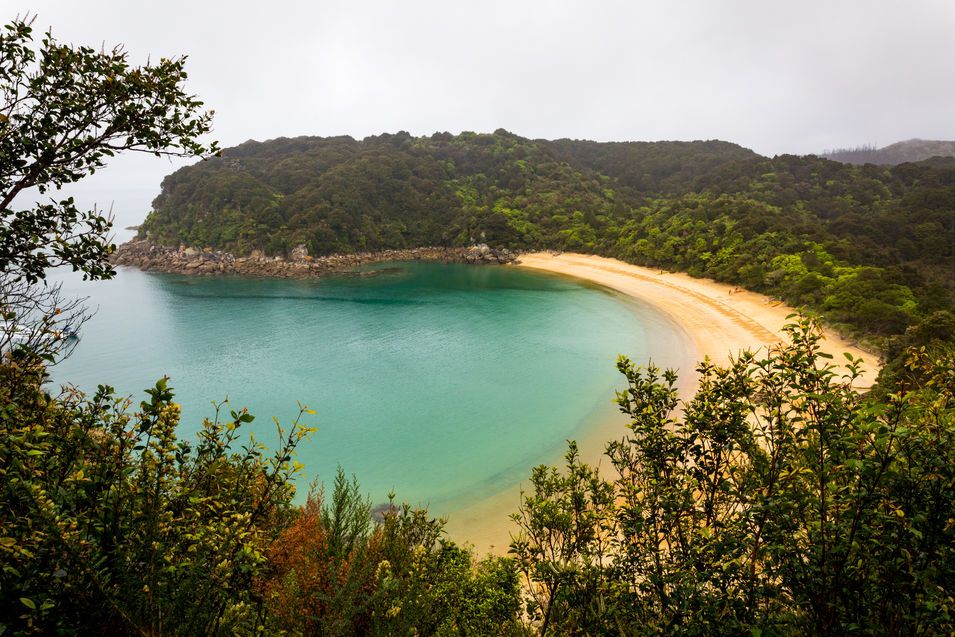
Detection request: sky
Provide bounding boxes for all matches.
[12,0,955,228]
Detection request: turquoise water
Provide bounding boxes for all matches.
[51,262,688,513]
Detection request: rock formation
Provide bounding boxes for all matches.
[111,240,517,278]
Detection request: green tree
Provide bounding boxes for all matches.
[512,320,955,635]
[0,16,218,284]
[0,365,315,635]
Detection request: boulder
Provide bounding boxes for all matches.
[289,244,309,262]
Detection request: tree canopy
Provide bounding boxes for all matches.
[0,16,218,283]
[512,319,955,635]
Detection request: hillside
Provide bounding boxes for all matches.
[138,130,954,342]
[821,139,955,165]
[140,132,759,255]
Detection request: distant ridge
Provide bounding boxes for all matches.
[820,139,955,165]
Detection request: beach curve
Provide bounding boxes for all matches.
[515,252,879,389]
[443,252,880,555]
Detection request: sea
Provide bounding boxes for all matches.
[49,258,690,517]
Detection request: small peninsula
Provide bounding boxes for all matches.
[112,239,515,277]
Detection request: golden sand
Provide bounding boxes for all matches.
[443,252,879,554]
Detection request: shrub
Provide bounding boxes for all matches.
[0,364,313,635]
[512,319,955,635]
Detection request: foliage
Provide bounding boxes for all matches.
[876,309,955,390]
[265,470,523,636]
[509,443,614,634]
[0,364,314,635]
[511,319,955,635]
[0,366,522,637]
[0,16,218,284]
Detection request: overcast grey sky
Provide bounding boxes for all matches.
[14,0,955,228]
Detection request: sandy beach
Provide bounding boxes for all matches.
[444,251,880,554]
[517,252,878,387]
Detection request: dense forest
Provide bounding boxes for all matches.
[821,139,955,165]
[141,130,954,346]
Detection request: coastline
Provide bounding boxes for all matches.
[111,240,516,277]
[515,252,879,388]
[113,242,883,555]
[444,251,881,555]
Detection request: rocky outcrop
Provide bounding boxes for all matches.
[111,240,517,278]
[289,244,309,262]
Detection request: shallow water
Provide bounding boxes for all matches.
[51,261,688,513]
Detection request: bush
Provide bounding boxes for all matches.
[0,364,313,635]
[265,470,523,636]
[512,319,955,635]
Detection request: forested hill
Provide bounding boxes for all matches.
[140,131,758,255]
[140,130,954,342]
[821,139,955,165]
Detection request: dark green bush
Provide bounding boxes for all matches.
[512,320,955,636]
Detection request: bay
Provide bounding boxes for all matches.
[50,261,689,514]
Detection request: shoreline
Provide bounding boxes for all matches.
[443,252,880,555]
[114,242,883,555]
[111,239,516,277]
[515,252,879,388]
